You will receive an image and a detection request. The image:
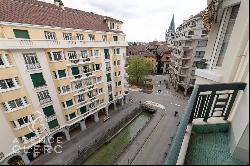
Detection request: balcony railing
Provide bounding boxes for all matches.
[0,39,128,49]
[164,82,247,165]
[26,63,41,71]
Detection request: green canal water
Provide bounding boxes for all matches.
[83,111,153,165]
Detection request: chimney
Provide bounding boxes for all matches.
[54,0,65,10]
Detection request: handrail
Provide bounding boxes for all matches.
[164,82,247,165]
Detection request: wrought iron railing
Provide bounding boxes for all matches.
[165,82,247,165]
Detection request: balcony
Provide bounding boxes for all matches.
[0,39,128,49]
[164,83,247,165]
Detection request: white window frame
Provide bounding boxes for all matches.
[209,7,233,69]
[63,33,73,40]
[3,97,28,112]
[0,78,19,92]
[44,31,56,40]
[0,54,10,67]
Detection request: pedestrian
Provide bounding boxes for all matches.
[174,111,178,117]
[159,81,161,84]
[177,122,180,126]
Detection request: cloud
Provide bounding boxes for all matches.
[40,0,207,42]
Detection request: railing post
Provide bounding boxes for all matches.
[223,90,238,120]
[203,91,216,122]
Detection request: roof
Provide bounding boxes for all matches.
[0,0,123,32]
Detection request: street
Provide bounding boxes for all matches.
[116,74,189,165]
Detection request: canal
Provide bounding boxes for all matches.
[82,111,153,165]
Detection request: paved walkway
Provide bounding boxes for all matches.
[32,102,139,165]
[116,74,188,165]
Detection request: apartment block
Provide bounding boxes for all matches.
[0,0,128,164]
[168,13,208,95]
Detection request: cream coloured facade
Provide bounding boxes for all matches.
[168,13,208,95]
[0,0,128,165]
[195,0,249,163]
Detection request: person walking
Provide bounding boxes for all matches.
[174,111,178,117]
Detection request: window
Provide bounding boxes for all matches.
[0,54,10,66]
[117,60,121,66]
[94,50,99,57]
[71,67,79,76]
[0,55,4,66]
[25,132,36,140]
[113,36,118,41]
[30,73,46,88]
[37,90,51,105]
[44,31,56,40]
[195,51,205,58]
[216,5,240,67]
[78,94,85,103]
[110,22,115,30]
[0,78,17,90]
[13,29,30,39]
[98,88,103,93]
[65,99,73,108]
[76,34,84,40]
[73,80,83,90]
[88,34,95,41]
[114,72,117,77]
[23,53,39,65]
[68,51,77,60]
[116,48,120,54]
[96,77,102,83]
[58,70,67,78]
[42,106,55,117]
[197,40,208,47]
[48,119,59,129]
[102,35,107,41]
[58,85,70,94]
[118,71,121,76]
[5,98,26,111]
[81,50,88,59]
[95,64,101,70]
[79,106,87,114]
[17,116,31,126]
[114,61,116,66]
[107,73,112,82]
[69,112,76,120]
[63,33,72,40]
[50,52,63,61]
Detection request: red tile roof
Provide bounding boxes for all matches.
[0,0,123,32]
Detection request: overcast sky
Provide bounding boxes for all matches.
[40,0,207,42]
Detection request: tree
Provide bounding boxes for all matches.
[127,57,153,85]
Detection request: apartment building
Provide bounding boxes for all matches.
[0,0,128,165]
[168,13,208,95]
[165,0,249,165]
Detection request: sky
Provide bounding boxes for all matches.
[40,0,207,42]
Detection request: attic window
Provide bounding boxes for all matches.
[110,22,115,30]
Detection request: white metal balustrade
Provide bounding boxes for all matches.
[0,39,128,49]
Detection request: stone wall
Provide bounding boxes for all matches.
[67,108,143,165]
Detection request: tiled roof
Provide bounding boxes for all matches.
[0,0,123,32]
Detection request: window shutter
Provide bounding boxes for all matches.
[13,29,30,39]
[58,70,66,78]
[69,113,76,119]
[42,106,55,117]
[66,100,73,107]
[30,73,46,88]
[71,67,80,76]
[48,119,59,129]
[80,106,87,114]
